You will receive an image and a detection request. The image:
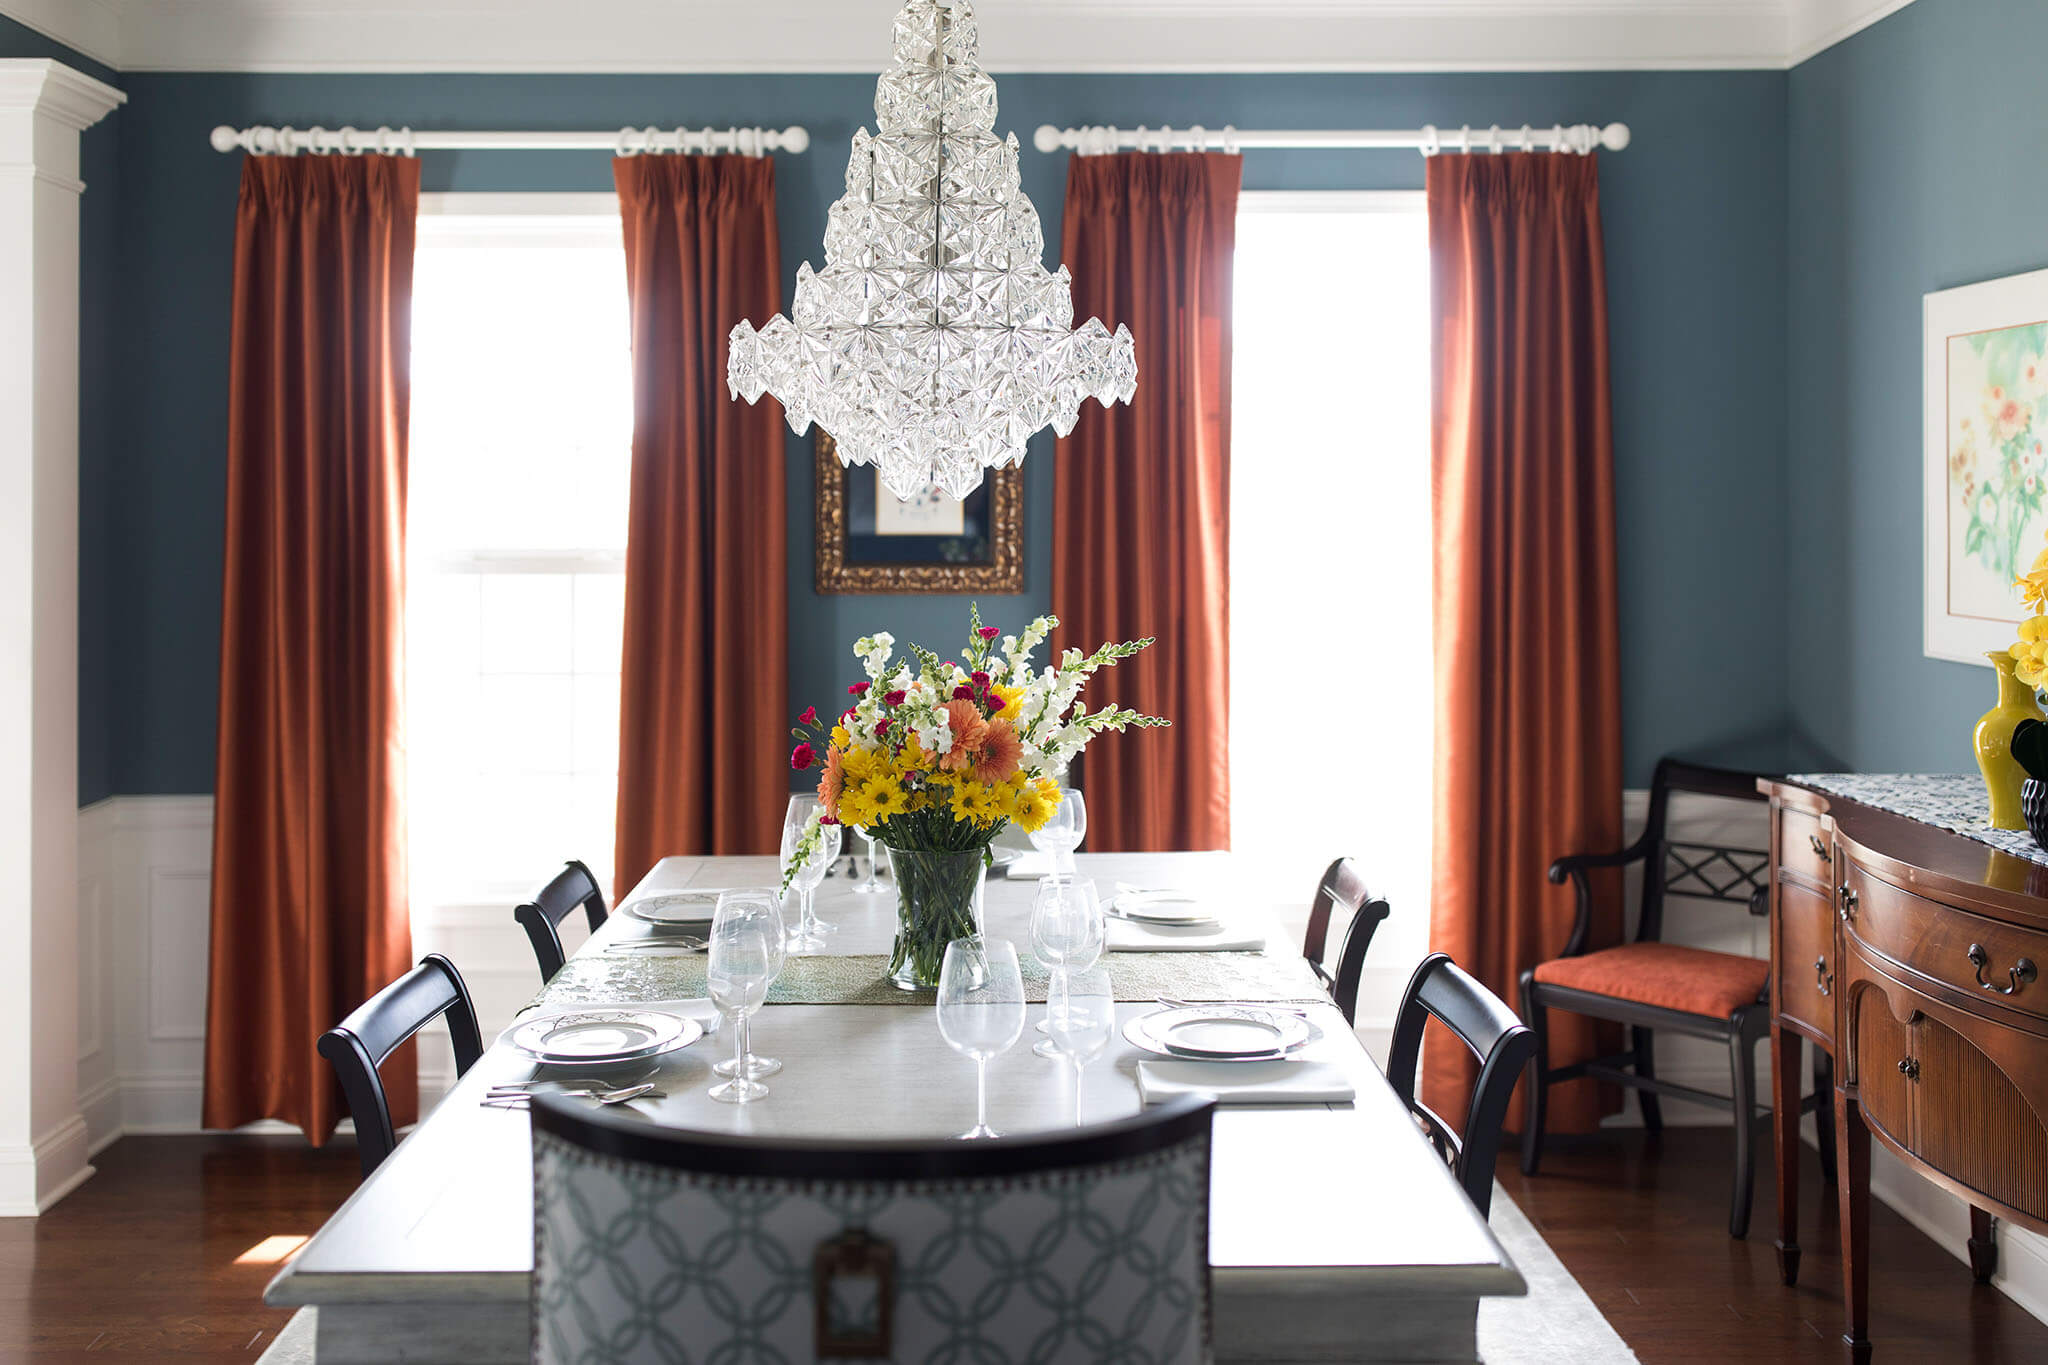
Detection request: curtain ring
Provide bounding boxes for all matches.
[1222,124,1240,156]
[1549,124,1565,155]
[402,127,417,158]
[275,125,299,156]
[1486,124,1502,154]
[1187,124,1206,154]
[307,125,328,156]
[1517,124,1532,154]
[1419,124,1440,157]
[1458,125,1471,154]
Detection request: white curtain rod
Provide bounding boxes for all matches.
[207,125,812,158]
[1032,122,1630,157]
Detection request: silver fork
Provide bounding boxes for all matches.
[487,1067,657,1091]
[482,1083,662,1109]
[1155,996,1314,1016]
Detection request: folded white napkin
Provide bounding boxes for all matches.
[1137,1059,1355,1105]
[1004,851,1059,879]
[1107,917,1265,953]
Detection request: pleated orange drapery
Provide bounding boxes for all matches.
[1424,154,1624,1135]
[1051,153,1241,852]
[611,156,788,897]
[202,155,419,1144]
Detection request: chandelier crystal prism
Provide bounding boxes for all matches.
[726,0,1137,501]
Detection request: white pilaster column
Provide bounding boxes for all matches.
[0,58,124,1216]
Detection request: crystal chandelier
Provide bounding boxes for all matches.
[726,0,1137,501]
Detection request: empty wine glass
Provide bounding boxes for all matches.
[1029,878,1104,1058]
[1028,786,1088,878]
[936,937,1026,1140]
[782,795,842,952]
[711,889,785,1080]
[707,893,778,1104]
[1045,967,1114,1126]
[851,826,886,895]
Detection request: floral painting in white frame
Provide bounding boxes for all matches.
[1924,266,2048,665]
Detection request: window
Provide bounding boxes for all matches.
[406,196,633,908]
[1230,192,1432,1032]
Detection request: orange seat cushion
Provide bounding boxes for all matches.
[1532,942,1769,1020]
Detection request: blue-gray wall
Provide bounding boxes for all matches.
[0,24,1794,798]
[1786,0,2048,771]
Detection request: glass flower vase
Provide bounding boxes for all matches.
[885,846,988,991]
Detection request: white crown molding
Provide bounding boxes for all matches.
[1785,0,1920,65]
[0,0,1923,75]
[0,59,125,129]
[0,0,121,70]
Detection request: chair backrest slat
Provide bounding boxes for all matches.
[1384,952,1535,1217]
[1302,857,1391,1023]
[317,953,482,1179]
[514,859,607,983]
[1636,759,1771,944]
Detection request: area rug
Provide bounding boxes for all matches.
[258,1185,1635,1365]
[1483,1182,1640,1365]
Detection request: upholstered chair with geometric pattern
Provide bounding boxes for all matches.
[530,1094,1216,1365]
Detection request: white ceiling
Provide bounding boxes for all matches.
[5,0,1921,75]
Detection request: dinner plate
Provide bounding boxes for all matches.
[1123,1005,1318,1061]
[506,1009,703,1064]
[623,890,722,925]
[1111,893,1220,926]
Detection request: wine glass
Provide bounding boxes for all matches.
[711,889,785,1080]
[851,826,886,895]
[936,937,1026,1140]
[1028,786,1088,877]
[1029,878,1104,1058]
[707,892,779,1104]
[1045,967,1114,1126]
[782,795,842,952]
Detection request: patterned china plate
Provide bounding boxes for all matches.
[623,891,722,925]
[506,1010,702,1064]
[1124,1005,1318,1061]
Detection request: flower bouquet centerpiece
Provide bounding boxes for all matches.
[785,607,1165,989]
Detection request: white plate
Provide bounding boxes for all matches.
[624,891,721,925]
[506,1010,703,1064]
[1112,896,1220,927]
[1123,1006,1318,1061]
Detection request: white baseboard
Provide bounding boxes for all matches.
[0,1115,97,1216]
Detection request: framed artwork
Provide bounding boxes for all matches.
[1924,266,2048,664]
[813,431,1024,594]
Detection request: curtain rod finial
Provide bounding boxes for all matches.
[1601,123,1631,152]
[782,126,811,155]
[209,125,241,153]
[1033,125,1063,155]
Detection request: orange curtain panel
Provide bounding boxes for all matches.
[1424,153,1625,1134]
[1051,152,1241,852]
[203,155,420,1143]
[611,156,788,897]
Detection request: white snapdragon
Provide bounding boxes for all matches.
[853,632,896,682]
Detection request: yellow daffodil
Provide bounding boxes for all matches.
[2015,616,2048,688]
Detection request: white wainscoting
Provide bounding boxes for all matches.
[70,791,2048,1321]
[73,795,561,1150]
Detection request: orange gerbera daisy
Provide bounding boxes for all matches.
[940,698,988,772]
[816,746,846,818]
[972,718,1023,786]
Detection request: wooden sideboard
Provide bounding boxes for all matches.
[1764,779,2048,1361]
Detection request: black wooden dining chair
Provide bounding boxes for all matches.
[1518,756,1835,1239]
[514,859,608,984]
[317,953,483,1180]
[1384,952,1535,1218]
[1300,857,1392,1025]
[530,1093,1216,1364]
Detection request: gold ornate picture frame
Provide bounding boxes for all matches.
[813,431,1024,594]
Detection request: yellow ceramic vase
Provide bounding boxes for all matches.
[1975,650,2046,831]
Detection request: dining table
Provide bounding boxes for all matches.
[266,850,1526,1363]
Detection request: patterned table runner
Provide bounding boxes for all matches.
[530,947,1329,1011]
[1791,772,2048,868]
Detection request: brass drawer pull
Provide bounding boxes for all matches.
[1897,1057,1920,1081]
[1837,882,1859,922]
[1967,944,2039,997]
[1814,956,1832,996]
[1809,833,1831,865]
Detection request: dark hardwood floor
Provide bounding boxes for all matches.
[1497,1127,2048,1364]
[3,1126,2045,1360]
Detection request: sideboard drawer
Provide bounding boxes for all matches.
[1845,866,2048,1024]
[1777,802,1832,888]
[1775,878,1836,1042]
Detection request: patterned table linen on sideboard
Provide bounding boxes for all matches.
[1789,772,2048,868]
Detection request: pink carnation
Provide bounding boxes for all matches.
[849,681,871,696]
[953,684,976,701]
[790,743,815,771]
[885,689,906,706]
[978,626,1001,640]
[798,706,819,726]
